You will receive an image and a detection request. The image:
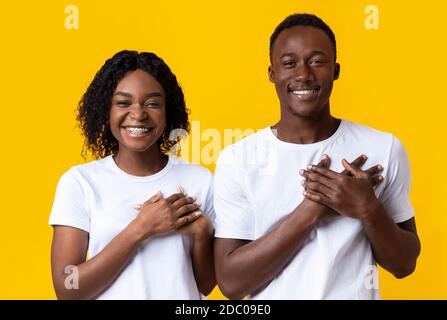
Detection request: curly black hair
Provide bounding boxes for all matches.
[77,50,190,159]
[270,13,337,62]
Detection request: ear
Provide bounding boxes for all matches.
[268,65,275,83]
[334,63,340,80]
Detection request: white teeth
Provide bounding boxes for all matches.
[292,89,318,95]
[126,127,150,135]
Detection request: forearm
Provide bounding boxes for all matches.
[362,200,420,278]
[219,200,322,299]
[191,231,216,296]
[55,223,143,299]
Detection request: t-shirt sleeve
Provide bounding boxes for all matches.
[379,136,415,223]
[213,146,255,240]
[48,168,91,232]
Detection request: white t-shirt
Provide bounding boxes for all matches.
[214,120,414,300]
[49,155,215,300]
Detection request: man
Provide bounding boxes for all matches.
[213,13,420,299]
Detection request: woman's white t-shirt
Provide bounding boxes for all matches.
[214,120,414,299]
[49,155,215,300]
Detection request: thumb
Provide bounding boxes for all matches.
[317,154,331,168]
[321,154,331,168]
[342,159,363,178]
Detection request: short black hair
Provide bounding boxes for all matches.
[77,50,189,159]
[269,13,337,61]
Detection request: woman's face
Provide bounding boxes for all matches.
[109,69,166,154]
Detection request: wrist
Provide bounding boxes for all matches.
[291,199,325,229]
[193,223,214,242]
[127,218,152,243]
[360,198,383,225]
[298,199,326,227]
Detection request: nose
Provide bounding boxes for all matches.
[128,103,148,121]
[294,62,314,82]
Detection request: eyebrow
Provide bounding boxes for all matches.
[280,50,329,59]
[113,91,163,98]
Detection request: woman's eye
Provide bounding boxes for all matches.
[144,102,161,108]
[116,101,130,107]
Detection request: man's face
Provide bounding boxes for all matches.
[269,26,339,119]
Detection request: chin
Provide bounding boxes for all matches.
[121,140,159,153]
[287,103,323,118]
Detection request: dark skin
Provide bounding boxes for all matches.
[51,70,216,299]
[214,26,420,299]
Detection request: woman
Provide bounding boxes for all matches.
[49,50,216,299]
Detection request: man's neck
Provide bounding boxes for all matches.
[272,113,341,145]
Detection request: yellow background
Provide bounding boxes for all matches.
[0,0,445,299]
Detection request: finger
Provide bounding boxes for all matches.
[175,203,201,218]
[341,159,367,179]
[176,211,202,228]
[178,185,186,195]
[303,189,332,207]
[316,154,331,169]
[370,175,384,187]
[306,164,341,180]
[340,155,367,175]
[302,179,337,198]
[143,191,162,206]
[133,204,143,211]
[164,192,185,204]
[172,196,195,211]
[364,164,383,177]
[300,169,338,190]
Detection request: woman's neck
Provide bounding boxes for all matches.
[113,146,168,177]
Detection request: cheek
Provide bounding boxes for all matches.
[320,80,334,98]
[155,106,167,125]
[108,109,127,137]
[108,110,121,130]
[275,75,291,94]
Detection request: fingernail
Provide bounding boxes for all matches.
[179,186,186,194]
[323,154,328,159]
[378,176,383,180]
[362,155,367,159]
[301,180,305,186]
[303,191,307,196]
[194,211,201,217]
[307,165,313,170]
[378,165,383,170]
[299,169,305,176]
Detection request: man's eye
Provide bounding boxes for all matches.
[310,60,325,66]
[283,61,296,67]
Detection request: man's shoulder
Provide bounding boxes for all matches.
[342,120,395,144]
[218,127,270,161]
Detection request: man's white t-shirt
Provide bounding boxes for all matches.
[214,120,414,300]
[49,155,215,300]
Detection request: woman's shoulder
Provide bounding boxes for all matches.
[59,157,110,183]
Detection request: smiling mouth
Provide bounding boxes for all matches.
[288,87,320,100]
[123,127,154,136]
